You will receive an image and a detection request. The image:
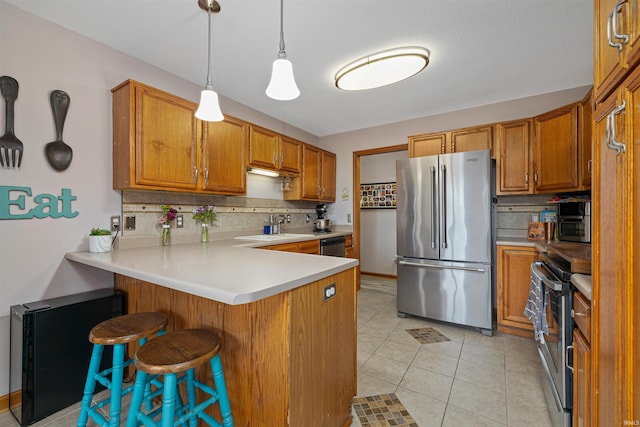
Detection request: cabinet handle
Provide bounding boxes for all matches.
[571,309,586,318]
[611,0,629,50]
[317,185,322,196]
[587,159,592,174]
[273,152,277,167]
[608,100,626,155]
[525,172,529,184]
[279,153,284,168]
[441,142,445,154]
[205,169,209,186]
[452,141,456,152]
[534,171,538,184]
[193,166,198,183]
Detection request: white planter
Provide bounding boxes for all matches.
[89,235,112,253]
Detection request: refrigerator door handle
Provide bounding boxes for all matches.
[439,164,447,249]
[431,165,437,249]
[398,260,486,273]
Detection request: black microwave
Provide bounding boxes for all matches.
[557,201,591,243]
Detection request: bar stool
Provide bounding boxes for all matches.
[78,312,168,427]
[126,329,233,427]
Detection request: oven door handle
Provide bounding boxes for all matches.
[565,345,574,374]
[532,262,564,291]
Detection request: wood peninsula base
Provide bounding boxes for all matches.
[115,267,357,427]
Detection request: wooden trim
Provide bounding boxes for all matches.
[0,390,21,414]
[360,272,397,279]
[352,144,408,283]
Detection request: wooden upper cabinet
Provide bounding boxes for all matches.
[248,125,280,170]
[113,80,199,191]
[284,144,336,202]
[449,125,493,154]
[248,126,302,175]
[578,91,593,190]
[201,116,247,195]
[320,150,336,202]
[533,103,579,193]
[496,120,533,195]
[279,136,302,175]
[408,133,446,157]
[408,126,493,158]
[594,0,640,104]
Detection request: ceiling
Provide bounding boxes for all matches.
[5,0,594,137]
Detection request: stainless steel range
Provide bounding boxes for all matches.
[531,252,575,427]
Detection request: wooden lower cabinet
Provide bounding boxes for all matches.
[497,245,537,337]
[115,268,357,427]
[573,290,592,427]
[263,240,320,254]
[344,235,353,258]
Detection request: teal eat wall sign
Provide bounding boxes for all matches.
[0,186,78,219]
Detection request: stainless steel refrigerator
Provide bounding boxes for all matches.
[396,149,493,335]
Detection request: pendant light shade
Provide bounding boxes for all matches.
[266,0,299,100]
[266,58,300,100]
[195,89,224,121]
[195,0,224,122]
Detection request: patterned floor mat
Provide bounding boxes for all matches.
[405,327,450,344]
[352,393,418,427]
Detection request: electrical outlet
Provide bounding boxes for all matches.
[347,213,352,223]
[110,215,120,232]
[323,283,337,302]
[305,214,310,223]
[125,215,136,230]
[286,214,291,223]
[176,214,183,228]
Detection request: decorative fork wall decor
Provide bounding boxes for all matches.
[0,76,23,168]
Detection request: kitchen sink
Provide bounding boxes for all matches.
[234,233,315,241]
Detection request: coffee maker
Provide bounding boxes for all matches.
[314,204,331,233]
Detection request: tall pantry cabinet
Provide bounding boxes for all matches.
[592,0,640,425]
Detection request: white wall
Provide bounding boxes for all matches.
[0,1,317,398]
[359,151,407,275]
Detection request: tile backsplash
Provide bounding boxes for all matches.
[496,194,556,239]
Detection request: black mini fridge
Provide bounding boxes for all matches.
[9,288,124,426]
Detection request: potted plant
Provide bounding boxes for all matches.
[193,205,217,243]
[89,228,113,253]
[158,205,178,246]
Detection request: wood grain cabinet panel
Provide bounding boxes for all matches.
[497,245,537,337]
[408,133,446,157]
[496,120,533,195]
[533,104,579,193]
[578,92,593,190]
[285,144,336,202]
[201,116,247,195]
[248,126,302,175]
[449,125,493,154]
[573,328,592,427]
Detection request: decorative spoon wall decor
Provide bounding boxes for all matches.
[45,90,73,171]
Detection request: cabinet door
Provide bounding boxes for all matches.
[533,104,579,192]
[320,150,336,202]
[279,136,302,174]
[497,245,537,336]
[578,93,593,189]
[135,84,198,190]
[202,116,247,195]
[298,240,320,254]
[408,133,446,158]
[496,120,533,195]
[594,0,640,103]
[248,125,279,170]
[573,329,592,427]
[449,125,493,156]
[301,144,322,199]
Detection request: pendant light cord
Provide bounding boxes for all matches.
[205,1,213,89]
[278,0,287,58]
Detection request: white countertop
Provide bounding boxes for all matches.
[571,274,592,301]
[496,237,539,247]
[66,234,358,306]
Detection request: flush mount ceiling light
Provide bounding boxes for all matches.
[195,0,224,122]
[265,0,300,100]
[335,46,430,91]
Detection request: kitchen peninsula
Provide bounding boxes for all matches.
[66,239,359,427]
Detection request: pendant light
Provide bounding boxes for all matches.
[265,0,300,100]
[195,0,224,122]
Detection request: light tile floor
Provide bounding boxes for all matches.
[352,275,556,427]
[0,275,556,427]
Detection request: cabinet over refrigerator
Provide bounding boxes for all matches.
[396,150,493,335]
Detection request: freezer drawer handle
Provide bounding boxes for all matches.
[398,260,486,273]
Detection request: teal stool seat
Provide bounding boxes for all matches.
[126,329,233,427]
[78,312,168,427]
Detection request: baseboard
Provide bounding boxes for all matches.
[360,272,397,279]
[0,390,20,414]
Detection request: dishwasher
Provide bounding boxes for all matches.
[320,236,345,257]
